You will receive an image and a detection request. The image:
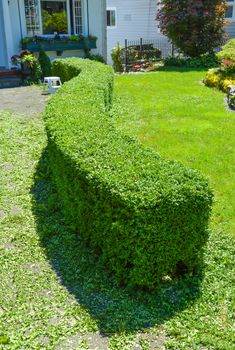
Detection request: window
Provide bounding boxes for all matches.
[73,0,83,35]
[41,0,67,34]
[226,1,235,19]
[225,5,234,18]
[24,0,83,36]
[107,8,116,27]
[24,0,41,35]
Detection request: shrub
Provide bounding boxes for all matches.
[165,55,219,69]
[157,0,227,57]
[85,52,106,64]
[220,78,235,92]
[204,41,235,92]
[164,57,186,67]
[217,39,235,73]
[111,44,124,73]
[38,50,52,77]
[30,59,42,81]
[45,58,213,289]
[204,68,235,92]
[217,39,235,61]
[204,68,222,89]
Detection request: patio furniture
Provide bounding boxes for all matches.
[44,76,62,94]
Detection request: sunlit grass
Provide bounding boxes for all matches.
[0,70,234,350]
[114,69,235,237]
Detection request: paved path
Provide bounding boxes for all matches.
[0,86,49,116]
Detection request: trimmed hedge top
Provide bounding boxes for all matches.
[45,58,213,288]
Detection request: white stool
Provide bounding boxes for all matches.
[44,76,62,94]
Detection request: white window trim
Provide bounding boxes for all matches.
[73,0,84,35]
[226,1,235,21]
[107,7,117,29]
[22,0,76,37]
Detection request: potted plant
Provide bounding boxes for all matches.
[11,50,42,81]
[11,49,34,75]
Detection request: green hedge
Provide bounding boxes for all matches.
[45,58,213,289]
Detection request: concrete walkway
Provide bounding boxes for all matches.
[0,85,49,116]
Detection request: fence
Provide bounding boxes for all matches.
[123,37,176,71]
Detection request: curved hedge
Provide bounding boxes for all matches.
[45,58,213,289]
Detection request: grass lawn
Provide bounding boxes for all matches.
[114,68,235,237]
[112,68,235,348]
[0,69,234,350]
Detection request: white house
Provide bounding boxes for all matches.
[0,0,107,69]
[106,0,165,64]
[106,0,235,64]
[226,0,235,37]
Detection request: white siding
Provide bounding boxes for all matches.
[88,0,107,59]
[9,0,22,57]
[0,0,15,68]
[107,0,164,64]
[0,2,7,68]
[226,22,235,38]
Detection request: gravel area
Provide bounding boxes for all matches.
[0,85,49,116]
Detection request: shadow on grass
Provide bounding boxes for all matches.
[31,147,204,335]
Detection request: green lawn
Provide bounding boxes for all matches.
[0,70,234,350]
[114,69,235,237]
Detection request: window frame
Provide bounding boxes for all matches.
[40,0,71,35]
[22,0,87,37]
[225,1,235,20]
[73,0,84,35]
[23,0,42,36]
[107,7,117,29]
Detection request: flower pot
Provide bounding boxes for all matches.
[21,63,31,76]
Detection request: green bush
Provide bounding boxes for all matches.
[157,0,227,57]
[165,54,219,68]
[217,39,235,73]
[204,69,235,93]
[38,50,52,77]
[217,39,235,61]
[204,68,222,89]
[45,58,213,289]
[84,51,106,64]
[204,40,235,92]
[111,44,124,73]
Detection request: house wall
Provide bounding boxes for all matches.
[227,22,235,38]
[0,2,7,68]
[9,0,22,56]
[44,0,107,61]
[107,0,163,64]
[0,0,16,68]
[88,0,107,59]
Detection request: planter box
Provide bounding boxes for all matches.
[22,39,97,52]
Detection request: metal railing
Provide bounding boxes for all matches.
[123,37,176,71]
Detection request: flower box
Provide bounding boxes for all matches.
[22,38,97,52]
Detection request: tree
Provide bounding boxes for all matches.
[157,0,228,57]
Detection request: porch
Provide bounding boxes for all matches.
[0,0,106,69]
[0,69,23,89]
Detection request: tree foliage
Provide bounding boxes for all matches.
[157,0,228,57]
